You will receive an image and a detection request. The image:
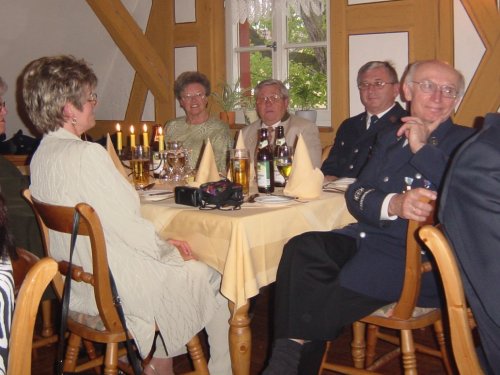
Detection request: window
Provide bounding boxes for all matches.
[224,0,330,126]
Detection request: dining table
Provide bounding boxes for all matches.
[141,187,355,375]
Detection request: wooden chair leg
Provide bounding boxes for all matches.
[63,333,82,372]
[186,335,209,375]
[40,299,55,337]
[318,341,333,374]
[83,339,102,374]
[351,321,366,368]
[433,320,453,375]
[400,330,417,375]
[103,342,120,375]
[365,324,379,367]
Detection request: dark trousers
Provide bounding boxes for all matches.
[273,231,389,375]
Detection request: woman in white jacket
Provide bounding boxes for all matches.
[22,55,231,375]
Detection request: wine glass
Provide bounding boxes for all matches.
[275,145,293,186]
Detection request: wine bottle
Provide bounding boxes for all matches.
[273,125,286,187]
[256,128,274,193]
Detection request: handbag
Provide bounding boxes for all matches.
[56,211,142,375]
[199,179,244,210]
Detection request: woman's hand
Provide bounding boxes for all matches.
[168,239,197,261]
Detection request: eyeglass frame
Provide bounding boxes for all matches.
[410,80,459,99]
[180,92,207,101]
[357,81,396,91]
[255,94,284,105]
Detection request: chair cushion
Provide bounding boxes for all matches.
[68,310,106,331]
[370,302,437,318]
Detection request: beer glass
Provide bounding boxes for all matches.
[275,145,293,186]
[230,149,250,195]
[131,145,151,189]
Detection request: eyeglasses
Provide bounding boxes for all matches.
[411,81,458,99]
[357,81,395,91]
[181,92,206,101]
[0,101,5,110]
[256,94,283,105]
[87,93,98,105]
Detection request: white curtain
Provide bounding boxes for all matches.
[231,0,325,24]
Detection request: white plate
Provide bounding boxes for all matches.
[254,195,295,205]
[141,190,173,202]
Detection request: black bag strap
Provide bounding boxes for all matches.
[108,268,143,375]
[56,210,80,375]
[56,210,142,375]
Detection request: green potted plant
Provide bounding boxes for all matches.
[212,79,251,126]
[288,78,321,123]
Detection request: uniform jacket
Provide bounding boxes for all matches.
[439,113,500,373]
[337,118,474,307]
[242,114,322,168]
[321,102,407,177]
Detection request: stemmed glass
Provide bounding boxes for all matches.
[159,140,189,184]
[275,145,293,186]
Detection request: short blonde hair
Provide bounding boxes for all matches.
[21,55,98,133]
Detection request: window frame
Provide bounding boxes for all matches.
[224,0,331,127]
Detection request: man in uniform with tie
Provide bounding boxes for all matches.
[242,79,322,168]
[322,61,407,180]
[262,60,475,375]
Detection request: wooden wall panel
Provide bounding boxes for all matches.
[331,0,454,132]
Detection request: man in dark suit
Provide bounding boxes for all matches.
[439,112,500,374]
[321,61,407,179]
[262,60,475,375]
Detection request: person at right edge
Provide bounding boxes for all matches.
[261,59,476,375]
[321,61,407,180]
[439,112,500,374]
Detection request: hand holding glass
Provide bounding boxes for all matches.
[275,145,293,185]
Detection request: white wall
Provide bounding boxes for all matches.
[0,0,492,138]
[0,0,151,138]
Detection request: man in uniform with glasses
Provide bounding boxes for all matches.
[322,61,407,180]
[242,79,322,168]
[262,60,475,375]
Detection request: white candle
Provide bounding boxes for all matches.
[129,125,136,148]
[116,123,122,151]
[158,127,164,151]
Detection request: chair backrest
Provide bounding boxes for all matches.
[419,224,484,375]
[321,144,333,163]
[22,189,124,334]
[8,257,58,375]
[391,199,435,319]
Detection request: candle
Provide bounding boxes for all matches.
[143,124,149,148]
[129,125,136,148]
[158,127,164,151]
[116,123,122,151]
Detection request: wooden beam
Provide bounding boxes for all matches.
[455,0,500,126]
[86,0,170,104]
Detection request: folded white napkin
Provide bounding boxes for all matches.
[283,134,324,199]
[191,138,220,187]
[106,133,130,181]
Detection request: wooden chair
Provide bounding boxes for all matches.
[418,224,484,375]
[320,203,452,375]
[23,189,209,375]
[11,248,58,351]
[8,257,59,375]
[321,145,333,163]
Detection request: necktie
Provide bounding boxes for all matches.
[368,115,379,129]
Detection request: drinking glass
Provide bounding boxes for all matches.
[229,149,250,195]
[275,145,293,185]
[164,140,187,183]
[131,145,151,189]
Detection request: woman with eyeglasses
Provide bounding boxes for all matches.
[164,71,232,173]
[23,55,231,375]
